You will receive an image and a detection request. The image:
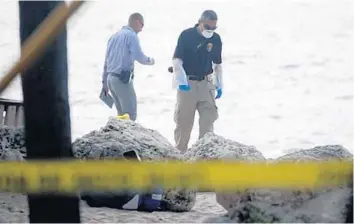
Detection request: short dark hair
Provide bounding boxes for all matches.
[200,10,218,21]
[128,12,143,25]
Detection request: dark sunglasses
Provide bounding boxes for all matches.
[138,20,144,27]
[203,24,217,31]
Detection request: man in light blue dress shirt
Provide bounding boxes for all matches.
[101,13,154,121]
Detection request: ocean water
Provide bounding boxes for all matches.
[0,0,352,158]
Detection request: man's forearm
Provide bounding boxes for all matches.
[102,44,110,88]
[133,50,150,64]
[214,63,223,89]
[131,35,151,64]
[102,72,108,87]
[172,58,188,85]
[102,62,108,88]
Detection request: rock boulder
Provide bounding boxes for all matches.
[72,117,181,161]
[72,117,195,212]
[0,125,24,161]
[216,145,353,223]
[183,132,266,162]
[0,119,197,212]
[183,132,267,219]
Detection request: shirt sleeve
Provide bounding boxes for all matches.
[130,34,151,64]
[213,35,222,64]
[173,31,186,60]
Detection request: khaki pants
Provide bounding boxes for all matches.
[174,77,219,152]
[107,74,137,121]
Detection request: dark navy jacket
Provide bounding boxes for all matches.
[173,24,222,78]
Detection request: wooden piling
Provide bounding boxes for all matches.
[0,98,24,127]
[19,1,81,223]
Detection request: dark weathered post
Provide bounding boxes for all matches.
[345,172,353,223]
[19,1,80,222]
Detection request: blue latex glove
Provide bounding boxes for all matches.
[178,84,190,91]
[215,88,222,99]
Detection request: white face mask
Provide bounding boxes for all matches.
[202,30,214,39]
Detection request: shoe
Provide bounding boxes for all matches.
[117,113,130,120]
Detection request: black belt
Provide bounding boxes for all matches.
[111,70,134,84]
[188,76,205,81]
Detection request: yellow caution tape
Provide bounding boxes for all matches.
[0,160,352,193]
